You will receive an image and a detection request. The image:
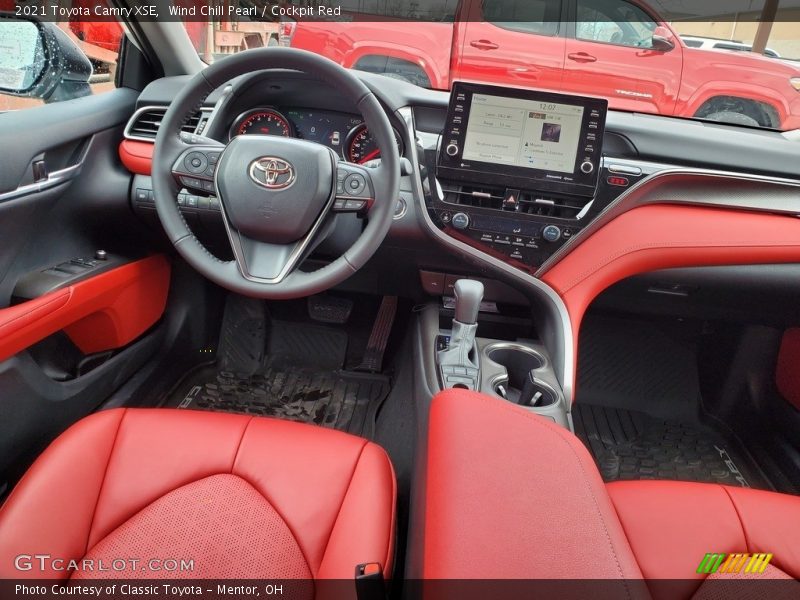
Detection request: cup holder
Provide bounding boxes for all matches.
[486,345,558,408]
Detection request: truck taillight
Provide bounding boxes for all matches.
[279,20,296,46]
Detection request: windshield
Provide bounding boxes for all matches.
[182,0,800,132]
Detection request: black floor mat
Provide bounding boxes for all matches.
[167,362,390,437]
[573,403,767,488]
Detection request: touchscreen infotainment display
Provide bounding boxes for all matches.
[462,94,584,174]
[437,82,608,197]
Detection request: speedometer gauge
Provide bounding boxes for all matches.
[230,109,293,139]
[345,124,403,164]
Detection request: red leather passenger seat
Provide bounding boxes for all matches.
[424,390,800,598]
[0,409,395,580]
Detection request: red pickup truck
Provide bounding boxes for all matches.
[281,0,800,130]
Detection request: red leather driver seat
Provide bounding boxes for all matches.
[0,408,396,580]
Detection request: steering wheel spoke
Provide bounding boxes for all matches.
[332,162,376,213]
[225,229,306,284]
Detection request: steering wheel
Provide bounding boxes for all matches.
[151,48,400,299]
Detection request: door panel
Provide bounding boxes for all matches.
[456,0,566,91]
[0,256,170,362]
[0,88,172,482]
[564,0,682,115]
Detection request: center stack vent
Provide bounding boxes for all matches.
[440,182,588,220]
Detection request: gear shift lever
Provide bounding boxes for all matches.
[454,279,483,325]
[438,279,484,390]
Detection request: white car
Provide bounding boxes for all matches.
[681,35,781,57]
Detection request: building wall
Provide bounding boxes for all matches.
[671,11,800,60]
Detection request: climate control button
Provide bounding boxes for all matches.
[452,212,470,230]
[542,225,562,243]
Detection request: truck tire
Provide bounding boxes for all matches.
[702,110,760,127]
[694,96,779,128]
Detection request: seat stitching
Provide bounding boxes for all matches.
[720,485,751,551]
[449,394,635,598]
[318,440,369,576]
[229,470,316,583]
[229,416,256,473]
[228,425,316,583]
[83,409,128,556]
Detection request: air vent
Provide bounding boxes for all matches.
[440,182,586,219]
[125,107,207,141]
[518,192,585,218]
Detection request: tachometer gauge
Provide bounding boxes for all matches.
[230,109,293,139]
[345,124,403,164]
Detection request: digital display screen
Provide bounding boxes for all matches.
[462,93,584,175]
[437,83,607,197]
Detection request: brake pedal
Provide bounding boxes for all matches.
[308,295,353,324]
[357,296,398,373]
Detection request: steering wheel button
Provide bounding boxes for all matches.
[344,173,367,196]
[185,152,208,174]
[344,199,366,211]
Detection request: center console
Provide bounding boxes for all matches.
[418,84,620,428]
[423,82,635,274]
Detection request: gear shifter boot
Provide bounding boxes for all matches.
[439,321,479,389]
[438,279,484,390]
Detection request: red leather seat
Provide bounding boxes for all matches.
[424,389,800,598]
[0,408,395,580]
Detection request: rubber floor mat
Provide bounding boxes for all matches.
[573,403,767,489]
[168,362,390,437]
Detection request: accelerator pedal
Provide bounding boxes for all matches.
[356,296,398,373]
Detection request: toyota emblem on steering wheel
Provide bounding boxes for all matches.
[249,157,296,190]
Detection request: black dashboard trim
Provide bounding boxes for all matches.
[536,162,800,276]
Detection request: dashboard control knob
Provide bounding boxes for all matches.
[580,160,595,174]
[446,143,459,157]
[452,212,470,230]
[542,225,562,243]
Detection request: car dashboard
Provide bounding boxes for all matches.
[122,69,800,282]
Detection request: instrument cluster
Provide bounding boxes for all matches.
[228,107,403,164]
